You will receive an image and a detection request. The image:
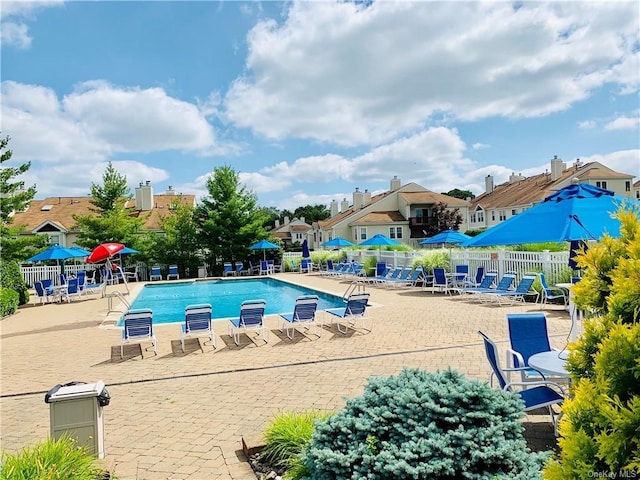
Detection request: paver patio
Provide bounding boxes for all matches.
[0,273,569,479]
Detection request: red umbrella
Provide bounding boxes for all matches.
[87,243,125,264]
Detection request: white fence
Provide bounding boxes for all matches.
[21,250,572,285]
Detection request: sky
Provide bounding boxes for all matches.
[1,0,639,211]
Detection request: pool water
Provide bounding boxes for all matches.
[118,277,345,325]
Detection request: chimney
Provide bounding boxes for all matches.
[353,187,364,210]
[390,176,401,191]
[165,185,176,195]
[485,175,494,194]
[340,197,350,212]
[275,219,280,228]
[363,189,371,206]
[550,155,566,181]
[330,199,339,217]
[509,172,525,183]
[300,216,305,223]
[135,180,154,211]
[284,216,290,225]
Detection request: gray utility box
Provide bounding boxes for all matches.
[198,265,207,278]
[46,381,107,458]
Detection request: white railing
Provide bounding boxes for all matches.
[20,264,99,287]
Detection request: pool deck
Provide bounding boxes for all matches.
[0,273,569,479]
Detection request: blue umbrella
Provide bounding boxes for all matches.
[420,229,471,245]
[27,245,88,262]
[119,246,139,255]
[68,246,91,256]
[359,233,401,247]
[463,183,639,247]
[322,237,355,248]
[301,239,310,258]
[249,239,280,260]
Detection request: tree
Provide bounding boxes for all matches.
[0,134,47,263]
[544,207,640,478]
[195,166,269,274]
[89,161,130,213]
[146,201,201,278]
[73,163,144,247]
[0,134,37,225]
[422,202,463,237]
[259,206,281,230]
[293,204,330,224]
[442,188,474,201]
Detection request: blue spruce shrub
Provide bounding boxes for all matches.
[303,368,548,479]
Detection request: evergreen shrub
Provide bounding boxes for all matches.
[303,368,548,479]
[0,287,19,317]
[413,250,450,274]
[0,260,28,305]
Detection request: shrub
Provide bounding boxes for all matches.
[0,259,29,305]
[303,368,548,479]
[0,435,106,480]
[0,287,19,317]
[262,409,332,478]
[413,250,450,274]
[544,207,640,478]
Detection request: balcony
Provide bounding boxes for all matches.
[409,217,438,228]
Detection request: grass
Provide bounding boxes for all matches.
[0,435,106,480]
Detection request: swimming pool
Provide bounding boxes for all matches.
[118,277,346,325]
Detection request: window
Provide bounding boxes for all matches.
[512,209,517,216]
[48,234,60,245]
[499,210,506,221]
[477,211,484,223]
[491,211,495,221]
[625,181,631,192]
[389,227,402,239]
[596,181,608,189]
[294,232,303,240]
[470,213,476,223]
[360,227,367,240]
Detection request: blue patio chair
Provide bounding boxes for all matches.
[538,273,567,306]
[465,272,516,301]
[367,265,391,285]
[431,267,453,295]
[235,262,249,276]
[33,281,54,305]
[248,261,260,275]
[326,293,371,334]
[452,264,469,288]
[62,278,81,303]
[479,331,564,435]
[485,274,539,305]
[506,313,558,382]
[167,265,180,280]
[223,262,235,277]
[462,266,485,288]
[300,258,312,274]
[228,299,268,346]
[149,266,163,281]
[259,260,271,275]
[121,309,157,359]
[180,304,216,352]
[375,262,387,277]
[280,295,320,340]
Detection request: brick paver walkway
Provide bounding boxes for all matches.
[0,273,568,479]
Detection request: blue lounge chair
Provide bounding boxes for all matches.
[326,293,371,334]
[180,304,216,352]
[167,265,180,280]
[457,270,497,294]
[235,262,249,276]
[149,266,163,281]
[279,295,320,339]
[223,262,235,277]
[228,300,268,346]
[479,331,564,435]
[121,309,157,358]
[465,272,516,301]
[384,267,412,288]
[485,274,539,305]
[33,281,54,305]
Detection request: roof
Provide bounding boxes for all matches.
[471,161,632,210]
[11,194,196,232]
[351,211,406,224]
[399,191,470,207]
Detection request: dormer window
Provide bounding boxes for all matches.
[41,205,53,211]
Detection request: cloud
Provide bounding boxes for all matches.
[1,80,221,164]
[0,1,65,20]
[224,1,639,147]
[1,22,31,49]
[579,150,640,177]
[604,116,640,131]
[472,143,490,150]
[578,120,596,129]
